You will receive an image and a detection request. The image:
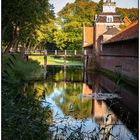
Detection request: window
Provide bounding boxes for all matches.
[106,16,113,23]
[106,25,114,29]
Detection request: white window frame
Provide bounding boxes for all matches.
[106,16,113,23]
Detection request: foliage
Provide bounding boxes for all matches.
[2,54,53,140]
[53,30,68,50]
[2,83,52,140]
[56,0,97,50]
[2,54,45,83]
[2,0,55,52]
[29,55,82,66]
[116,8,138,21]
[95,0,103,14]
[119,24,126,30]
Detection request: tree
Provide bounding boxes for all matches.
[56,0,97,50]
[95,0,103,14]
[116,8,138,21]
[2,0,55,53]
[53,30,68,50]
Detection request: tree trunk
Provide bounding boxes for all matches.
[4,40,14,54]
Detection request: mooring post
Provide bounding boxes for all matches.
[44,50,47,70]
[65,50,67,56]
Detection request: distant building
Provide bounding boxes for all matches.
[98,27,120,52]
[94,0,122,61]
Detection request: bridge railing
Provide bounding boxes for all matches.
[24,49,85,56]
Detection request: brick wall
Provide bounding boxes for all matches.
[100,39,138,80]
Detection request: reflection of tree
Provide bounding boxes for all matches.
[3,81,53,140]
[53,83,93,119]
[46,66,83,82]
[31,81,92,120]
[55,70,64,81]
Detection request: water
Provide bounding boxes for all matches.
[27,66,138,140]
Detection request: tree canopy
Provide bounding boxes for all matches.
[55,0,97,50]
[2,0,55,52]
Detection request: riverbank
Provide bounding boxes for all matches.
[2,54,53,139]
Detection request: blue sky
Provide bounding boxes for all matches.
[49,0,138,15]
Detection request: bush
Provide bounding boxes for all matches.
[2,54,44,83]
[2,54,52,140]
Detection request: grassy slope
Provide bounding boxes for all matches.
[29,56,83,66]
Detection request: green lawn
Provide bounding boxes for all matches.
[29,56,83,66]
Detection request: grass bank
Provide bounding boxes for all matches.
[2,54,45,82]
[29,56,83,66]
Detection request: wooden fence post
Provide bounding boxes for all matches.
[74,50,77,55]
[55,50,57,55]
[44,50,47,70]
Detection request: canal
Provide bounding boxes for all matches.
[26,65,138,140]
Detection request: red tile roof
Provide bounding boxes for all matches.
[103,20,138,44]
[123,17,131,27]
[97,15,121,23]
[103,27,120,35]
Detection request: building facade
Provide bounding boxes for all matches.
[94,0,122,61]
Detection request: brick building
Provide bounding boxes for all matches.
[101,20,138,80]
[94,0,122,60]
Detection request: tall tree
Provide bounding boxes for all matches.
[56,0,97,50]
[95,0,103,14]
[2,0,55,53]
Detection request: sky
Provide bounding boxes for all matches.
[49,0,138,15]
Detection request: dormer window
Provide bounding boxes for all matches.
[106,16,113,23]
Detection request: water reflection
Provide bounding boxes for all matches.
[26,66,138,140]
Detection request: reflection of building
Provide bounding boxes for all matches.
[92,99,118,140]
[93,100,117,123]
[82,83,93,96]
